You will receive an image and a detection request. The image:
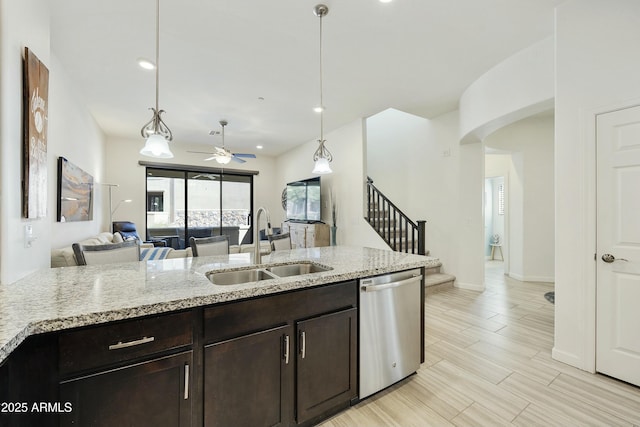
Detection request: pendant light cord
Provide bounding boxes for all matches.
[155,0,160,112]
[319,11,324,142]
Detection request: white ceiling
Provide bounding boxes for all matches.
[50,0,563,158]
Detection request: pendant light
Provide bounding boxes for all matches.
[312,4,333,174]
[140,0,174,158]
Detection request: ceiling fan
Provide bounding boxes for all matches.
[189,120,256,164]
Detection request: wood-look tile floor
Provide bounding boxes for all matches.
[319,261,640,426]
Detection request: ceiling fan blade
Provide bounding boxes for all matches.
[231,156,246,164]
[203,155,217,161]
[188,150,215,155]
[233,153,256,158]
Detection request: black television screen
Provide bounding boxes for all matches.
[286,177,321,222]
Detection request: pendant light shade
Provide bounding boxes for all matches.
[312,4,332,174]
[312,156,332,174]
[140,133,173,158]
[140,0,173,158]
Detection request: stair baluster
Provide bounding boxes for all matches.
[365,177,426,255]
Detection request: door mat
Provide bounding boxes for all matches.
[544,291,555,304]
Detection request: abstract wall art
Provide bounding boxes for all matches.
[57,157,94,222]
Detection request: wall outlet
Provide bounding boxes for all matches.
[442,149,451,157]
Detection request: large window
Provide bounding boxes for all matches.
[145,167,254,249]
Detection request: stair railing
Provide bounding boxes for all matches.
[366,177,426,255]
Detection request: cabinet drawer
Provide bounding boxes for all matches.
[59,311,193,377]
[204,281,357,344]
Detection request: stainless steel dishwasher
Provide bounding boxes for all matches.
[359,268,422,399]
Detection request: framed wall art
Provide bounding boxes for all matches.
[57,157,94,222]
[22,47,49,219]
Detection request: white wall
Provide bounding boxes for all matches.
[0,0,52,283]
[366,108,485,289]
[0,1,107,282]
[48,54,107,250]
[460,37,554,144]
[104,137,279,238]
[454,139,485,290]
[275,120,387,250]
[0,0,50,283]
[366,108,431,211]
[555,0,640,371]
[484,115,555,283]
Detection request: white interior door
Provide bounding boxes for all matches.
[596,105,640,387]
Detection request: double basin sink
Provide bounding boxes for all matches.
[206,262,332,286]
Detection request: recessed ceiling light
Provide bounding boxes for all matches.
[137,57,156,70]
[256,145,263,149]
[380,0,393,3]
[314,106,324,113]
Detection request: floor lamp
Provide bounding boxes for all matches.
[101,183,131,232]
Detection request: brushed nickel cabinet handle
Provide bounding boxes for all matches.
[300,331,306,359]
[284,335,290,365]
[184,364,190,400]
[108,336,155,350]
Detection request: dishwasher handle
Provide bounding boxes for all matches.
[361,275,422,292]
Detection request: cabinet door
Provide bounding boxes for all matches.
[204,324,293,427]
[60,351,192,427]
[296,308,357,424]
[305,227,316,247]
[291,227,305,248]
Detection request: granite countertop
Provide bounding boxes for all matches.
[0,246,437,365]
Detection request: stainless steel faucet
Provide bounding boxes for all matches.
[254,207,272,264]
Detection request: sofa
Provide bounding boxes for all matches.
[51,232,192,268]
[147,226,240,248]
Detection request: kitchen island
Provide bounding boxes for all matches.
[0,246,436,426]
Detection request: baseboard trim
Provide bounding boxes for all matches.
[455,281,484,291]
[552,347,594,373]
[508,272,555,283]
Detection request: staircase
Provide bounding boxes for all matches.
[365,177,456,293]
[365,177,426,254]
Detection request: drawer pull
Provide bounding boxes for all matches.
[108,336,155,350]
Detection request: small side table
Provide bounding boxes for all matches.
[490,244,504,261]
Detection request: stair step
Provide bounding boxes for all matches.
[424,264,441,275]
[378,229,414,238]
[424,273,456,295]
[366,218,393,225]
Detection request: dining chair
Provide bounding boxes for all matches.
[72,240,141,266]
[189,235,230,257]
[268,233,292,251]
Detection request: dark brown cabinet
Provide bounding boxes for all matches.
[58,310,194,427]
[203,280,358,426]
[204,324,293,427]
[296,308,357,425]
[60,351,193,427]
[0,334,58,427]
[1,280,359,427]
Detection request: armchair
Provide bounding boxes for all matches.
[112,221,166,247]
